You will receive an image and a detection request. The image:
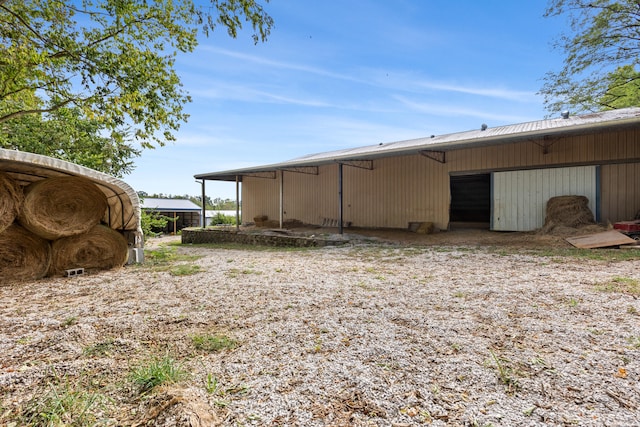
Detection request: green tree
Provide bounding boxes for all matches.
[210,212,236,226]
[600,65,640,109]
[1,101,138,176]
[0,0,272,169]
[212,197,237,210]
[140,209,176,238]
[541,0,640,114]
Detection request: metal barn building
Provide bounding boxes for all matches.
[141,198,202,234]
[195,108,640,232]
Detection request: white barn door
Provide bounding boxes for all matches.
[491,166,598,231]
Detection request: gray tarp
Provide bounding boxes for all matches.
[0,148,142,248]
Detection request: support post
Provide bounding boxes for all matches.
[235,175,240,231]
[200,179,206,228]
[279,170,284,229]
[338,163,343,235]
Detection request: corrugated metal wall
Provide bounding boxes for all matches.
[242,175,280,223]
[241,129,640,229]
[342,155,449,228]
[492,166,597,231]
[283,165,339,224]
[601,162,640,223]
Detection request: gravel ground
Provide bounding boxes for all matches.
[1,232,639,426]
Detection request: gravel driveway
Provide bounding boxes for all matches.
[1,236,639,426]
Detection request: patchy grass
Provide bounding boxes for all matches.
[192,334,238,352]
[83,339,116,357]
[143,246,204,275]
[356,281,378,291]
[627,336,640,349]
[129,355,189,395]
[594,276,640,295]
[144,246,202,267]
[525,247,640,262]
[62,316,78,328]
[187,242,316,252]
[20,371,110,427]
[487,350,520,394]
[225,268,262,278]
[169,264,202,276]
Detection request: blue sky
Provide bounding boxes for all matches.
[125,1,566,200]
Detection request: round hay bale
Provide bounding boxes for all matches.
[0,172,24,233]
[49,225,129,276]
[0,224,51,283]
[18,176,107,240]
[541,195,595,234]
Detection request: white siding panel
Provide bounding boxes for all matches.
[492,166,597,231]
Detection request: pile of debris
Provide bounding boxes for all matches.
[538,195,638,249]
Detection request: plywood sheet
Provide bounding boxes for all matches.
[566,230,636,249]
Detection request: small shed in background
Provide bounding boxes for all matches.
[141,198,201,234]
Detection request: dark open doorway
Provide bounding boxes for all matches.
[449,173,491,229]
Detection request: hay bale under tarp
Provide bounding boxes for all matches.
[48,224,129,276]
[0,224,51,283]
[541,195,595,234]
[0,172,24,234]
[18,176,108,240]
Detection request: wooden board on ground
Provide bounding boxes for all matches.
[566,230,637,249]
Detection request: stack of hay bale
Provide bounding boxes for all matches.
[1,173,129,283]
[539,195,597,234]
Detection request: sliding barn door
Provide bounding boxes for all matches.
[491,166,598,231]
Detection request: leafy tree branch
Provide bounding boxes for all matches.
[541,0,640,113]
[0,0,272,172]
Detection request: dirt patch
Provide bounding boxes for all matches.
[1,232,639,426]
[302,225,609,249]
[130,386,220,426]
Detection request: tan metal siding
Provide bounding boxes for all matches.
[241,175,279,224]
[341,155,449,229]
[241,129,639,230]
[282,164,338,225]
[601,162,640,223]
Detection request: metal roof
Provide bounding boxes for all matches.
[195,107,640,182]
[141,197,202,212]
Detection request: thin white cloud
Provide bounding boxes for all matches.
[199,45,364,83]
[195,47,539,107]
[189,79,403,113]
[368,70,539,103]
[416,81,538,102]
[194,83,333,108]
[394,95,535,123]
